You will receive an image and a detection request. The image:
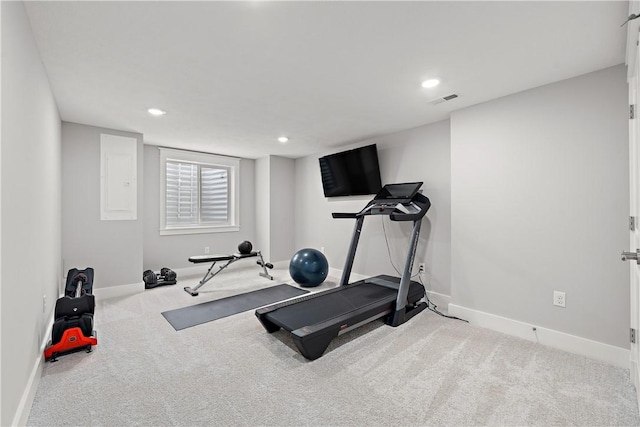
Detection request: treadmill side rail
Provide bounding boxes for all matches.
[292,326,340,360]
[255,313,281,333]
[289,299,395,360]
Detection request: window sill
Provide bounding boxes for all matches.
[160,225,240,236]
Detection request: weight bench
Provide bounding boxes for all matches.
[184,251,274,296]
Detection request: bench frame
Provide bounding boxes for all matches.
[184,251,273,296]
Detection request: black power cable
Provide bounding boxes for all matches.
[381,216,419,278]
[418,276,468,323]
[382,216,468,323]
[622,13,640,27]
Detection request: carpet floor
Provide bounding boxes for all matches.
[27,264,640,426]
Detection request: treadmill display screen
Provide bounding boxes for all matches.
[374,182,423,201]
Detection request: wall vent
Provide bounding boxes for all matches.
[430,94,459,105]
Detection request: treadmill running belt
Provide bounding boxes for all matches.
[264,283,397,331]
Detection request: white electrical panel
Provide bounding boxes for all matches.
[100,134,137,220]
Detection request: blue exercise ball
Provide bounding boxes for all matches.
[289,248,328,287]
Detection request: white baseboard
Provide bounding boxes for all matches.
[425,290,450,312]
[12,354,44,426]
[92,281,144,300]
[448,304,630,368]
[172,265,209,279]
[330,268,367,282]
[13,310,55,426]
[271,260,290,269]
[329,267,345,282]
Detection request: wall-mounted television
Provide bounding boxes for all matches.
[318,144,382,197]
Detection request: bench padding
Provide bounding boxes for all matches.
[188,252,258,264]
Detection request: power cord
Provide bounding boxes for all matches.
[418,276,468,323]
[381,216,420,278]
[382,217,468,323]
[622,13,640,27]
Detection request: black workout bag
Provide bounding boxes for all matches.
[51,313,94,345]
[51,294,95,344]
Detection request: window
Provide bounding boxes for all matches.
[160,148,239,235]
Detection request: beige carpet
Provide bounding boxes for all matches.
[27,264,640,426]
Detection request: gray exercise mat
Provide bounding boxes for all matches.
[162,284,309,331]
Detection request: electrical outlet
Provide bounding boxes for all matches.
[204,246,210,254]
[42,295,46,313]
[418,263,425,273]
[553,291,566,307]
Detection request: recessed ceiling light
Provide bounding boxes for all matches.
[421,79,440,89]
[278,136,289,143]
[148,108,166,116]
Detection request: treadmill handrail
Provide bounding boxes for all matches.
[332,212,358,219]
[389,192,431,222]
[331,192,431,222]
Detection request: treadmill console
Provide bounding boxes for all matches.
[371,182,423,204]
[355,182,430,220]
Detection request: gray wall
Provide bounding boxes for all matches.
[268,156,296,262]
[143,145,256,270]
[294,120,451,296]
[0,9,629,424]
[254,156,270,259]
[450,65,629,348]
[254,155,295,263]
[62,122,143,288]
[293,65,629,350]
[1,2,62,424]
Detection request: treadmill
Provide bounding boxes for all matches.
[255,182,431,360]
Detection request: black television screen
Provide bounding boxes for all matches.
[318,144,382,197]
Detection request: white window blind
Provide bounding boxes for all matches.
[200,167,229,223]
[165,162,199,226]
[160,148,239,235]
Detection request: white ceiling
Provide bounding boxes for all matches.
[24,1,628,159]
